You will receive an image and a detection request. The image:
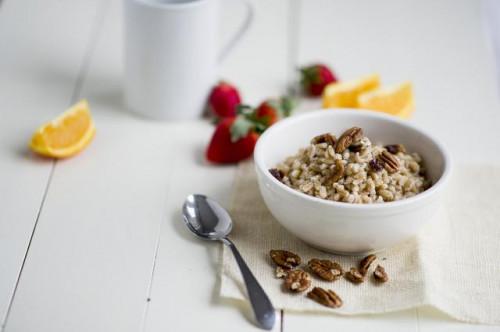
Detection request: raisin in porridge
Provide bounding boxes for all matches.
[269,127,430,204]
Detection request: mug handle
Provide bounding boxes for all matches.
[218,0,254,63]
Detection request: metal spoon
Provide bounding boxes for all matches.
[182,194,276,330]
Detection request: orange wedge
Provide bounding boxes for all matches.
[30,100,95,158]
[357,82,414,119]
[322,74,380,108]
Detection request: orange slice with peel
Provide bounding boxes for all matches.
[357,82,414,119]
[322,74,380,108]
[29,100,95,158]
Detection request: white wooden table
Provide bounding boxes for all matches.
[1,0,500,331]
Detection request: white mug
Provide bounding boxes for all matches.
[124,0,253,121]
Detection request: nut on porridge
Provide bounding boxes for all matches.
[269,127,430,204]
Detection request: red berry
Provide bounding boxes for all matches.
[206,117,259,164]
[207,81,241,118]
[300,64,337,96]
[255,101,279,127]
[253,97,295,127]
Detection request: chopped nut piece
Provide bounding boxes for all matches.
[270,250,301,269]
[359,254,376,275]
[345,267,364,284]
[335,127,363,153]
[385,144,406,154]
[284,270,311,292]
[373,265,389,282]
[269,168,284,182]
[307,287,343,308]
[275,266,287,279]
[308,258,343,281]
[379,150,400,173]
[330,159,345,183]
[311,133,336,146]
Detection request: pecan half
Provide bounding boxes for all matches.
[373,265,389,282]
[345,267,364,284]
[345,126,364,142]
[379,150,400,173]
[270,250,301,269]
[335,127,363,153]
[335,135,352,154]
[307,287,343,308]
[330,159,345,183]
[308,258,343,281]
[359,254,376,276]
[384,144,406,154]
[269,168,284,182]
[311,133,336,146]
[284,269,311,292]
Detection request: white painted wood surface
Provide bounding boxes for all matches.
[0,0,104,327]
[0,0,499,331]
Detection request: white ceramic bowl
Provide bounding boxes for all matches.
[254,109,452,254]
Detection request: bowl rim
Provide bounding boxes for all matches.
[254,108,453,211]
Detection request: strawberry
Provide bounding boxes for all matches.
[207,81,241,118]
[206,116,260,164]
[254,102,279,127]
[206,97,295,164]
[299,64,337,96]
[254,97,296,127]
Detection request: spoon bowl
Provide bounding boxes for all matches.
[183,194,233,240]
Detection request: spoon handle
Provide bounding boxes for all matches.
[223,238,276,330]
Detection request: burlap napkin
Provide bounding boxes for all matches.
[220,162,500,324]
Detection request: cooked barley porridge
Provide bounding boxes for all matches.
[269,127,430,204]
